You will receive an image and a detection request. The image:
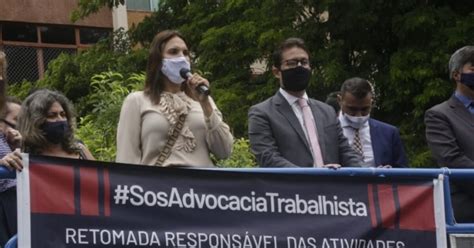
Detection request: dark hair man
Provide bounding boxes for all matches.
[425,45,474,223]
[248,38,362,168]
[325,91,341,114]
[337,77,408,168]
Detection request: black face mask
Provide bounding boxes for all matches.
[460,73,474,91]
[281,66,311,92]
[41,121,70,144]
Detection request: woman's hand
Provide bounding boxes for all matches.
[1,149,23,171]
[187,73,213,117]
[6,127,22,149]
[187,73,210,103]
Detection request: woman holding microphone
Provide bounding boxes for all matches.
[116,30,233,167]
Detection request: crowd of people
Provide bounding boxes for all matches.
[0,30,473,245]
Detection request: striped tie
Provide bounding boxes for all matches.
[352,128,364,158]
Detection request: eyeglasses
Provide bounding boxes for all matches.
[1,119,16,129]
[282,58,310,68]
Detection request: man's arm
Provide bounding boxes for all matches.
[425,109,474,168]
[248,106,298,168]
[391,128,409,167]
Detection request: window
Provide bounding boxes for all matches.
[0,22,112,83]
[126,0,159,11]
[2,23,37,42]
[79,28,110,44]
[40,26,75,44]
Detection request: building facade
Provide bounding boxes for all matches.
[0,0,154,83]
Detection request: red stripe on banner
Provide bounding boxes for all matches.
[80,167,99,216]
[398,185,436,231]
[367,184,378,228]
[104,168,110,216]
[377,184,396,229]
[30,163,75,214]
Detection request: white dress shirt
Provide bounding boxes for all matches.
[338,112,374,167]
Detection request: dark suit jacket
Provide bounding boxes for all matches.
[369,119,408,167]
[425,95,474,222]
[248,91,362,167]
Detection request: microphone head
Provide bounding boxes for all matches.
[179,68,191,79]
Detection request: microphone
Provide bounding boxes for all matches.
[179,68,210,96]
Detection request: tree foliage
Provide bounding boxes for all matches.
[129,0,474,167]
[75,71,143,161]
[12,0,473,167]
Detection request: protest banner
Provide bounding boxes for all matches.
[17,154,447,247]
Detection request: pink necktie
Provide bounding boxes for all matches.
[297,98,324,167]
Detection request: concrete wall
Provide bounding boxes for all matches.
[0,0,112,27]
[127,10,151,29]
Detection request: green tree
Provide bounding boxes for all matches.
[129,0,474,167]
[75,71,143,161]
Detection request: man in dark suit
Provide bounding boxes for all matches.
[248,38,362,168]
[337,77,408,168]
[425,45,474,223]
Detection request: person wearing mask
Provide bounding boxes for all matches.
[337,77,408,168]
[18,89,95,160]
[116,30,233,167]
[248,37,362,168]
[0,51,22,246]
[425,45,474,223]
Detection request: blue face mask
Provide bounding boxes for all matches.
[161,56,191,84]
[41,120,70,144]
[460,73,474,89]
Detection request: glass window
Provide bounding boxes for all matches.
[40,26,75,45]
[126,0,151,11]
[79,28,111,44]
[2,22,38,42]
[151,0,159,11]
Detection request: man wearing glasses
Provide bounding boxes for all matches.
[248,37,362,168]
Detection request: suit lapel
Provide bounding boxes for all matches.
[308,100,327,158]
[449,95,474,127]
[369,119,380,166]
[274,92,311,152]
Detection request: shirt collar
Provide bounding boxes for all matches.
[454,91,474,109]
[279,88,308,106]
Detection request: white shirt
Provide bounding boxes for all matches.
[338,112,374,167]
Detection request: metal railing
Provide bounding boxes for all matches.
[2,165,474,244]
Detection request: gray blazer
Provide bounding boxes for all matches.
[248,91,362,167]
[425,95,474,222]
[425,95,474,168]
